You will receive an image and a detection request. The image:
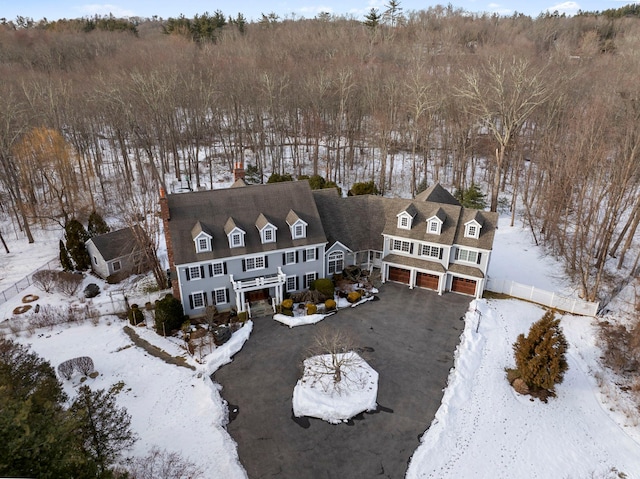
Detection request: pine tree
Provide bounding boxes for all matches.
[70,385,137,476]
[363,8,382,30]
[513,310,568,393]
[454,183,488,209]
[65,219,91,271]
[154,294,186,335]
[87,211,110,237]
[59,239,74,271]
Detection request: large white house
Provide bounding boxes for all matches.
[160,173,498,318]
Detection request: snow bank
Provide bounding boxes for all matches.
[273,311,335,328]
[292,352,378,424]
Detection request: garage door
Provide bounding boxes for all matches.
[416,272,439,290]
[388,266,410,284]
[451,277,477,295]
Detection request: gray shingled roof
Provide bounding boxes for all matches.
[415,183,461,205]
[167,180,327,265]
[314,183,497,252]
[88,226,145,261]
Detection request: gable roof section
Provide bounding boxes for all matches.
[415,183,461,206]
[191,221,213,239]
[88,226,145,262]
[454,209,498,250]
[167,180,327,265]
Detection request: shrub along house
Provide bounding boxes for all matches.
[162,170,498,319]
[85,226,151,281]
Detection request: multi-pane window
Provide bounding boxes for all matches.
[294,224,304,238]
[429,221,440,233]
[189,266,201,280]
[457,249,478,263]
[212,262,224,276]
[198,238,209,251]
[112,260,121,271]
[328,251,344,274]
[214,288,227,305]
[468,225,477,237]
[285,251,296,264]
[245,256,265,271]
[303,272,317,289]
[305,248,316,261]
[392,239,411,253]
[400,216,409,228]
[421,245,441,258]
[263,228,274,243]
[192,292,205,309]
[286,276,297,292]
[231,233,242,247]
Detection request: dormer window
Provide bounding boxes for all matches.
[224,217,245,248]
[286,209,308,240]
[256,213,277,244]
[192,222,213,253]
[397,204,417,230]
[426,207,446,235]
[464,217,483,239]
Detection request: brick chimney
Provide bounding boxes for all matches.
[233,161,245,182]
[159,188,180,299]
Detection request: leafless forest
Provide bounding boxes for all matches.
[1,6,639,303]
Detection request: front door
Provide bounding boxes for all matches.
[247,288,269,302]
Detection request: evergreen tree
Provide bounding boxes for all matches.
[87,211,110,237]
[70,385,137,476]
[59,239,74,271]
[0,339,87,478]
[454,183,488,209]
[363,8,382,30]
[154,294,186,335]
[513,310,569,393]
[266,172,293,183]
[65,219,91,270]
[349,180,379,196]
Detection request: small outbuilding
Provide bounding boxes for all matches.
[85,226,151,281]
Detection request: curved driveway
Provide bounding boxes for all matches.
[213,283,470,479]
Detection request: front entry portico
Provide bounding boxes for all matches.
[230,267,287,313]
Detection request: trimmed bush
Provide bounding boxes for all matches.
[281,308,294,317]
[306,303,318,315]
[281,298,294,310]
[128,304,144,326]
[346,291,362,303]
[325,299,337,311]
[237,311,248,322]
[311,278,335,300]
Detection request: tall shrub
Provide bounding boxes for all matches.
[154,294,185,335]
[65,219,91,271]
[513,310,568,393]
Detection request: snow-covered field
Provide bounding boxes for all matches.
[2,212,640,478]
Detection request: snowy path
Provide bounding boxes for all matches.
[407,299,640,479]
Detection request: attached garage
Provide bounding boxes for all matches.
[388,266,411,284]
[451,277,477,296]
[416,272,439,290]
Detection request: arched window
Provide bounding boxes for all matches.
[328,251,344,275]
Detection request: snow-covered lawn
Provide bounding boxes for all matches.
[407,299,640,478]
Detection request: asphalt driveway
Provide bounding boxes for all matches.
[213,283,471,479]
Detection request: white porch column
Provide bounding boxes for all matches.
[235,290,242,311]
[409,269,416,289]
[437,274,443,296]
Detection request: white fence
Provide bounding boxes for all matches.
[0,257,59,306]
[485,278,599,317]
